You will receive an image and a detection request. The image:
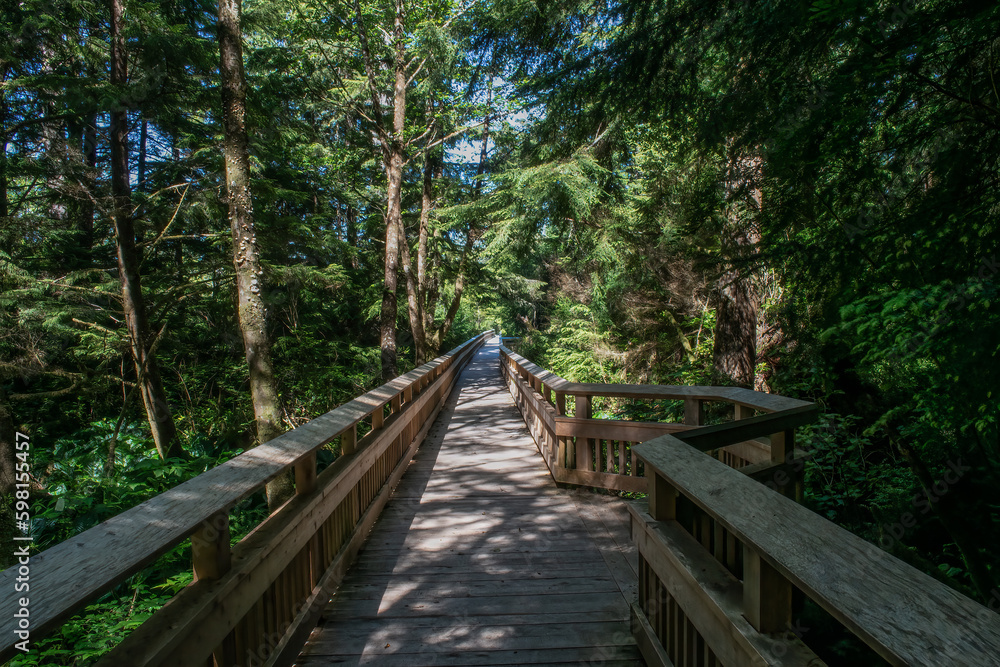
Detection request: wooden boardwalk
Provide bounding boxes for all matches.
[296,337,643,666]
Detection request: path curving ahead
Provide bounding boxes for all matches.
[296,337,642,666]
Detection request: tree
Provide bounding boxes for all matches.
[218,0,291,508]
[109,0,182,461]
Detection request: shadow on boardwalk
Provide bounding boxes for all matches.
[296,338,643,666]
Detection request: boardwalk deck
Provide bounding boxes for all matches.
[296,338,643,666]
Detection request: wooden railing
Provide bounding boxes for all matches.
[499,345,1000,665]
[0,331,492,667]
[631,436,1000,666]
[499,343,819,494]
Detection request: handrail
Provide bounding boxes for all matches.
[0,331,492,665]
[499,344,812,413]
[631,436,1000,666]
[499,343,817,494]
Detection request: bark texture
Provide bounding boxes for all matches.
[110,0,181,460]
[378,0,407,382]
[712,152,761,388]
[218,0,291,508]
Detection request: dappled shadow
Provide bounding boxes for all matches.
[295,338,641,666]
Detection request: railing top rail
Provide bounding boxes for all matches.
[498,343,812,413]
[0,331,491,657]
[633,436,1000,666]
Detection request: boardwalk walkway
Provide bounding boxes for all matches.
[296,337,643,666]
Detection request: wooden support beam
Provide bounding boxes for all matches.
[371,404,383,431]
[295,452,317,495]
[735,404,754,420]
[341,424,357,457]
[743,546,792,633]
[555,392,566,416]
[192,512,231,582]
[684,398,703,426]
[770,429,792,464]
[648,471,677,522]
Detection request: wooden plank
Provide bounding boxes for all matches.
[317,611,629,632]
[297,646,642,666]
[554,467,647,493]
[555,417,690,441]
[302,620,633,655]
[347,550,609,575]
[334,576,620,601]
[633,439,1000,666]
[325,591,631,620]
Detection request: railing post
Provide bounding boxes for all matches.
[192,511,235,666]
[295,451,323,591]
[555,391,571,468]
[342,424,357,456]
[684,398,703,426]
[770,428,798,499]
[372,404,384,431]
[743,546,792,633]
[735,403,753,420]
[192,511,231,582]
[295,451,317,494]
[648,470,677,521]
[575,395,592,472]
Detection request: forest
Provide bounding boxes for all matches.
[1,0,998,663]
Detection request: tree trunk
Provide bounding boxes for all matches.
[81,112,97,250]
[378,0,407,382]
[712,152,760,388]
[346,204,358,269]
[110,0,182,461]
[711,268,757,387]
[218,0,291,509]
[401,150,437,366]
[137,118,148,191]
[0,80,8,223]
[417,151,434,335]
[0,401,15,569]
[435,229,474,349]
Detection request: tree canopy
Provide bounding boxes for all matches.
[1,0,998,662]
